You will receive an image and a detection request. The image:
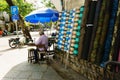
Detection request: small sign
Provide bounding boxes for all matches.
[11,6,19,15]
[12,14,19,21]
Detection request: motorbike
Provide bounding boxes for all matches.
[9,36,33,48]
[9,37,20,48]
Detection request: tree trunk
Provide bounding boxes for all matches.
[5,0,32,40]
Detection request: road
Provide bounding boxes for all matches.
[0,32,38,51]
[0,30,55,51]
[0,31,56,80]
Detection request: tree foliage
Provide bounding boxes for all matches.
[12,0,34,17]
[0,0,34,18]
[4,0,33,39]
[0,0,9,13]
[41,0,55,9]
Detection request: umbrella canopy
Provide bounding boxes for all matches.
[25,8,59,23]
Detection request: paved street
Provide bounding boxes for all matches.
[0,31,64,80]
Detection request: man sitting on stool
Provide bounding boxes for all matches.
[34,31,48,63]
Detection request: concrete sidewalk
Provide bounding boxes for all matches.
[0,46,64,80]
[2,61,64,80]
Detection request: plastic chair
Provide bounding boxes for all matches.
[28,48,35,63]
[36,44,48,64]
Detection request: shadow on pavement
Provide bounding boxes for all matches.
[1,61,64,80]
[1,61,47,80]
[0,48,16,53]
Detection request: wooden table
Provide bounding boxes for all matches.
[27,43,36,46]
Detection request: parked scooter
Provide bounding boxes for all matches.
[9,36,33,48]
[9,37,20,48]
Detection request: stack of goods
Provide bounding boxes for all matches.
[56,11,67,50]
[110,0,120,65]
[56,6,84,55]
[56,0,120,79]
[69,6,84,55]
[100,0,119,66]
[56,9,76,53]
[61,11,69,51]
[81,1,97,60]
[64,9,75,53]
[63,11,71,52]
[79,0,120,67]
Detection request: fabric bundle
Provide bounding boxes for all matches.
[81,1,97,60]
[101,0,119,67]
[90,0,107,63]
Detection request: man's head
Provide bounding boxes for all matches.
[39,31,44,35]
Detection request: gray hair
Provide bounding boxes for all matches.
[39,31,44,35]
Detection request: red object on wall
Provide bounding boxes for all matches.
[0,31,3,35]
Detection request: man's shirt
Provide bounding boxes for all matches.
[35,35,48,51]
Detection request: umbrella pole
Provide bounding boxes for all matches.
[39,22,43,31]
[50,21,53,36]
[44,23,48,36]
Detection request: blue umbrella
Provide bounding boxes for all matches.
[25,8,59,23]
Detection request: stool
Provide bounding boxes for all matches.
[28,48,35,63]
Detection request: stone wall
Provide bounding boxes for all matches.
[55,49,119,80]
